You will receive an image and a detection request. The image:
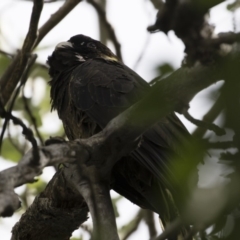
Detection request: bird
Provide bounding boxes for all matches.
[47,34,191,239]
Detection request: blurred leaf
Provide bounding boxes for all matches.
[27,178,47,194]
[206,236,221,240]
[0,55,11,76]
[169,139,205,191]
[1,138,22,162]
[157,63,174,76]
[210,216,228,235]
[220,152,239,161]
[151,63,174,85]
[227,0,240,11]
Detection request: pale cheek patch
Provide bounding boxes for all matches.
[75,54,86,62]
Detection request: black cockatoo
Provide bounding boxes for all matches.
[48,34,191,238]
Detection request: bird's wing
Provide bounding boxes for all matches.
[69,58,188,189]
[70,59,148,122]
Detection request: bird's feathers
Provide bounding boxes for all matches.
[48,35,192,238]
[69,58,187,190]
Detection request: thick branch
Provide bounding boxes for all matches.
[0,55,228,217]
[11,169,88,240]
[0,141,87,216]
[2,50,239,238]
[66,168,119,240]
[106,65,221,140]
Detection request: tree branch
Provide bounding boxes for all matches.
[1,48,239,237]
[33,0,83,48]
[0,50,228,215]
[0,141,86,217]
[183,110,225,136]
[0,56,224,217]
[0,0,83,106]
[0,0,43,105]
[153,218,184,240]
[121,210,143,240]
[0,54,38,158]
[143,210,157,238]
[86,0,123,61]
[22,90,45,146]
[11,169,88,240]
[192,95,223,138]
[147,0,237,65]
[64,167,120,240]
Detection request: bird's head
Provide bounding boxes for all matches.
[47,34,119,78]
[67,34,118,61]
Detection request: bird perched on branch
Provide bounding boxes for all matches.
[48,34,191,239]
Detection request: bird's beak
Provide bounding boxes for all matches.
[55,41,73,50]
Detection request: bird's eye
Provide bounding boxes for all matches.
[87,42,96,49]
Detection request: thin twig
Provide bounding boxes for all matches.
[192,97,223,138]
[22,90,44,146]
[183,224,208,240]
[0,55,39,162]
[0,0,105,106]
[0,55,37,152]
[209,31,240,46]
[133,34,151,70]
[143,210,157,239]
[86,0,122,61]
[0,0,43,105]
[153,218,183,240]
[0,101,39,165]
[183,111,226,136]
[33,0,83,48]
[7,126,25,155]
[0,49,14,58]
[121,209,143,240]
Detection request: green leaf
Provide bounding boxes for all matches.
[150,63,174,85]
[157,63,174,76]
[227,0,240,11]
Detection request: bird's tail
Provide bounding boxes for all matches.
[161,188,192,240]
